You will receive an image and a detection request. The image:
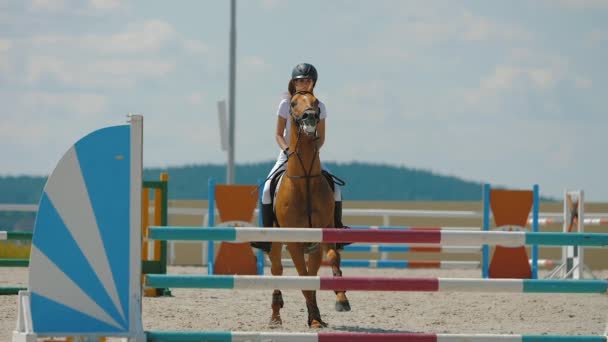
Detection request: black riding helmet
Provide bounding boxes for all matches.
[291,63,318,85]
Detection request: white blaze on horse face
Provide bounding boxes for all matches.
[302,120,316,134]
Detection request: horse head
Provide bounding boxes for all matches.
[290,91,320,137]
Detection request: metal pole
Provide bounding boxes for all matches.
[227,0,236,184]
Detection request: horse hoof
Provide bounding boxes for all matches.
[269,317,282,327]
[309,319,328,328]
[335,300,351,312]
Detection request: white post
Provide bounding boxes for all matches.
[562,190,583,279]
[128,115,146,341]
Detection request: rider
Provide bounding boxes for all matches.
[251,63,345,252]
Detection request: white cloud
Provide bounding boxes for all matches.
[91,59,175,77]
[24,19,210,66]
[182,39,209,55]
[464,64,561,109]
[26,55,175,88]
[460,10,532,42]
[89,0,125,10]
[30,20,176,55]
[240,55,270,71]
[463,47,581,110]
[326,80,391,124]
[385,8,532,46]
[0,39,12,72]
[574,77,593,89]
[29,0,67,11]
[95,20,176,53]
[21,20,207,88]
[23,91,108,117]
[28,0,127,14]
[260,0,284,10]
[186,92,207,106]
[480,66,522,91]
[551,0,608,9]
[528,68,558,89]
[586,30,608,48]
[0,90,108,140]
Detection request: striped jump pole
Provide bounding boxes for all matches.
[276,258,560,270]
[147,227,608,247]
[0,231,33,241]
[323,259,481,269]
[275,258,482,269]
[350,225,481,230]
[535,217,608,225]
[0,287,27,295]
[145,274,608,293]
[0,231,32,269]
[343,244,482,253]
[0,258,29,267]
[146,331,608,342]
[0,231,32,295]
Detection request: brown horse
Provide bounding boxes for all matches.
[268,91,349,328]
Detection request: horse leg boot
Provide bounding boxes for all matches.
[326,247,351,312]
[250,204,273,252]
[268,242,284,327]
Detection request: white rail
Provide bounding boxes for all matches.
[2,204,607,226]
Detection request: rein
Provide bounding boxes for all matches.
[286,91,322,228]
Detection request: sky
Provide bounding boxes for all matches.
[0,0,607,201]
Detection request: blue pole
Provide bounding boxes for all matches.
[482,183,490,278]
[208,178,215,275]
[256,179,264,275]
[532,184,539,279]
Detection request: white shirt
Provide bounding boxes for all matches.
[277,98,327,145]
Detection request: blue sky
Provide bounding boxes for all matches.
[1,0,607,201]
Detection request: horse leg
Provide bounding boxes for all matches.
[306,244,323,275]
[286,242,327,328]
[326,246,350,312]
[268,242,284,326]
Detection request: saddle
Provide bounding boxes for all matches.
[268,169,349,252]
[269,169,337,226]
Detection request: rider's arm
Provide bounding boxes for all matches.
[316,118,325,149]
[275,116,288,151]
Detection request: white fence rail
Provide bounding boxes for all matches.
[3,204,608,227]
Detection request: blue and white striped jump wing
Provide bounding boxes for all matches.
[29,125,131,334]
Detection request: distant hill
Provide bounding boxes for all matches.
[147,161,486,201]
[1,162,558,204]
[1,161,487,203]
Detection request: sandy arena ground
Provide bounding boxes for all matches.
[1,266,607,341]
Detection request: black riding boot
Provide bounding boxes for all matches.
[334,201,352,249]
[250,203,273,253]
[334,201,344,228]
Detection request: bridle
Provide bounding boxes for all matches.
[290,91,321,136]
[286,90,322,227]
